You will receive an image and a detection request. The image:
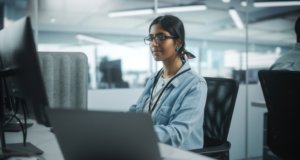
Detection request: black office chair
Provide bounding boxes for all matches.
[258,70,300,159]
[191,77,239,160]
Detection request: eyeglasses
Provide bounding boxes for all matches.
[144,33,177,45]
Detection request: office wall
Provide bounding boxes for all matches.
[87,84,266,160]
[247,84,267,158]
[228,84,267,159]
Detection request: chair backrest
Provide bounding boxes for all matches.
[38,52,88,110]
[203,77,239,147]
[258,70,300,159]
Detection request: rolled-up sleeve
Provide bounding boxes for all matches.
[128,105,137,112]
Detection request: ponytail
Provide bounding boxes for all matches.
[177,47,196,63]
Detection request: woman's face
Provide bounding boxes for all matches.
[149,24,179,62]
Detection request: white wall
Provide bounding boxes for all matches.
[228,85,247,159]
[247,84,267,158]
[87,84,267,159]
[228,84,266,159]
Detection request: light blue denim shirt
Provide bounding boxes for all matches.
[129,62,207,150]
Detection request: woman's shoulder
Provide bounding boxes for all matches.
[187,70,206,84]
[179,63,205,81]
[174,70,206,90]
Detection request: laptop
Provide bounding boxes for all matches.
[46,108,162,160]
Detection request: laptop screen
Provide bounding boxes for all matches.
[46,108,161,160]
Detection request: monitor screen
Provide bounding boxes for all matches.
[99,59,128,88]
[0,17,50,126]
[100,59,123,83]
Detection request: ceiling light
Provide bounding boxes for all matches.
[228,8,244,29]
[76,34,110,45]
[50,18,56,23]
[254,1,300,7]
[222,0,231,3]
[156,5,207,13]
[108,9,153,18]
[241,1,247,7]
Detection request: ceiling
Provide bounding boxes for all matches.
[6,0,300,46]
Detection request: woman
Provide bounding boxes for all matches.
[129,15,207,150]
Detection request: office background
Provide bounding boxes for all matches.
[1,0,299,159]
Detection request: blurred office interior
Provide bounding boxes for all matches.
[1,0,299,159]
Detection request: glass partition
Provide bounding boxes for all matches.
[34,0,250,89]
[247,1,299,159]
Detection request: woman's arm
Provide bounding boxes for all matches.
[154,80,207,148]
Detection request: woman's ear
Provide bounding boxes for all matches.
[175,39,183,48]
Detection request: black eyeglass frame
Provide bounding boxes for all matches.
[144,33,177,45]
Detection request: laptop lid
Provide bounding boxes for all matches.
[46,108,161,160]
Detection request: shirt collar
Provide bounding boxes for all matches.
[149,62,192,88]
[169,62,191,88]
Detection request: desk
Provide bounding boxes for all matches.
[5,122,213,160]
[251,100,266,108]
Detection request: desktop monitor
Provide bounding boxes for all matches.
[99,59,128,88]
[0,17,50,157]
[0,17,49,127]
[100,59,122,83]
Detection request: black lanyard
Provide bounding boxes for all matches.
[148,68,191,113]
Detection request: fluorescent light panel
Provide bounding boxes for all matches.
[157,5,207,13]
[76,34,110,45]
[254,1,300,7]
[229,9,244,29]
[241,1,247,7]
[222,0,231,3]
[50,18,56,23]
[108,9,153,17]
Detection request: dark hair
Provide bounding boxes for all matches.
[149,15,186,59]
[296,16,300,43]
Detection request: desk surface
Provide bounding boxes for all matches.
[5,122,213,160]
[251,100,266,108]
